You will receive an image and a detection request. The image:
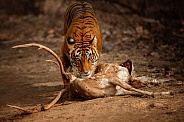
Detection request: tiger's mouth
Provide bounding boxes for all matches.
[69,64,94,79]
[81,71,92,79]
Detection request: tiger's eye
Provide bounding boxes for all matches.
[92,62,96,66]
[67,37,75,44]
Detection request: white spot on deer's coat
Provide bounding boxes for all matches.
[104,64,111,74]
[99,78,109,88]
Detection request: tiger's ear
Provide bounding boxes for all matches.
[90,36,97,47]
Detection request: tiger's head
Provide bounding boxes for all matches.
[66,35,100,78]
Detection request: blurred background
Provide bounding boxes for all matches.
[0,0,184,49]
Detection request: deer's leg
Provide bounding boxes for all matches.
[114,78,173,97]
[134,76,165,85]
[115,86,142,96]
[113,78,154,96]
[123,82,154,96]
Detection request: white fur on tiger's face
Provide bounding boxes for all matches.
[69,36,99,78]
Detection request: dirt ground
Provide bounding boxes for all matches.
[0,1,184,122]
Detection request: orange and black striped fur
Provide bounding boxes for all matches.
[60,2,102,79]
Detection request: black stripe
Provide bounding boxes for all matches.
[64,2,96,34]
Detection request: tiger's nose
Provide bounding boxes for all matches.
[84,71,91,76]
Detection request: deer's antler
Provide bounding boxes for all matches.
[8,43,69,113]
[12,43,68,79]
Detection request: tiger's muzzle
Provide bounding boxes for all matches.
[82,71,92,78]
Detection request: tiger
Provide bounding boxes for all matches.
[60,2,102,79]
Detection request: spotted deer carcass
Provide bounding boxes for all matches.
[7,43,173,114]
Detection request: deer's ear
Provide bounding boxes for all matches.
[120,59,133,75]
[90,36,97,47]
